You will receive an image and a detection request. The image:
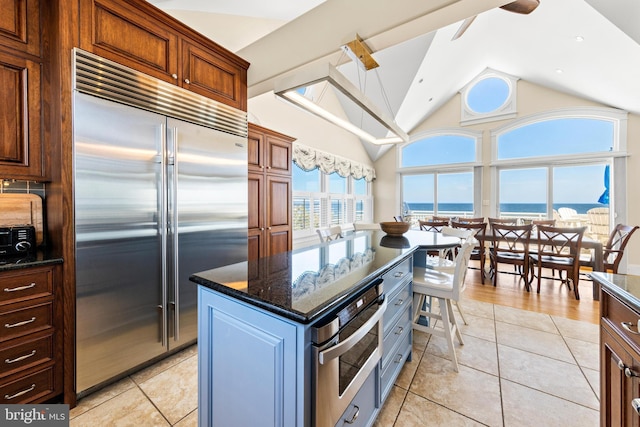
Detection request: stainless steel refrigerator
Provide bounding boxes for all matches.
[73,49,248,394]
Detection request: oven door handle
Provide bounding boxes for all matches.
[318,298,387,365]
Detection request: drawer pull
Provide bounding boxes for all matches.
[633,398,640,415]
[4,317,36,329]
[394,354,404,363]
[393,271,405,278]
[395,299,404,306]
[4,283,36,293]
[4,384,35,400]
[5,350,36,364]
[626,367,639,378]
[395,326,404,335]
[618,360,626,371]
[621,321,640,335]
[344,405,359,424]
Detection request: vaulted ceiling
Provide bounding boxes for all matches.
[147,0,640,160]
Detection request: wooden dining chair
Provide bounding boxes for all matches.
[432,215,452,223]
[456,217,485,223]
[419,219,449,232]
[488,222,533,289]
[580,224,639,274]
[316,225,343,243]
[530,225,587,299]
[451,220,488,284]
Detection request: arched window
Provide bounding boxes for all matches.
[399,129,481,219]
[492,108,627,225]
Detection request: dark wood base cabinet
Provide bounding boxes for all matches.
[600,286,640,426]
[0,265,62,404]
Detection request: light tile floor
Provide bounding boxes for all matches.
[70,299,599,426]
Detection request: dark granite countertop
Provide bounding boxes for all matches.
[591,272,640,311]
[0,249,63,272]
[190,229,460,324]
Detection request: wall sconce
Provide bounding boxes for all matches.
[274,39,409,145]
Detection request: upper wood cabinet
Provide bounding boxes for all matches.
[248,123,293,175]
[0,48,43,180]
[80,0,248,110]
[0,0,41,58]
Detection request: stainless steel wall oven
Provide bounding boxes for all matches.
[311,279,386,427]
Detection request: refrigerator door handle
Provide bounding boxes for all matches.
[168,126,180,342]
[159,123,168,349]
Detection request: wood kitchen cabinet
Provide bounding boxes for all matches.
[0,264,63,404]
[79,0,248,110]
[248,123,295,260]
[600,286,640,426]
[0,0,46,180]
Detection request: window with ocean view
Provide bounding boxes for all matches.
[292,164,372,235]
[399,129,480,220]
[402,172,474,220]
[494,111,621,221]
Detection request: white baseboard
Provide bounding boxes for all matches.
[626,264,640,275]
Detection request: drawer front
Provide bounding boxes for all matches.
[0,366,55,404]
[602,291,640,353]
[0,303,52,343]
[382,258,412,295]
[0,268,52,305]
[383,282,411,336]
[382,305,411,368]
[0,334,54,378]
[336,366,378,427]
[380,329,412,402]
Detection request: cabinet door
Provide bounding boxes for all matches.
[266,135,292,176]
[198,288,299,427]
[0,52,43,179]
[0,0,41,57]
[267,227,291,257]
[601,326,638,427]
[266,175,291,255]
[80,0,179,84]
[248,172,265,260]
[181,40,247,111]
[248,126,265,172]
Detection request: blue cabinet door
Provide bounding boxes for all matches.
[198,288,299,427]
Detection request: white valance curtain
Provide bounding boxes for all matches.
[292,143,376,182]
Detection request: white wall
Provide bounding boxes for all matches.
[248,91,374,167]
[374,79,640,271]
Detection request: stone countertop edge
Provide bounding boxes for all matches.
[190,249,417,325]
[0,253,64,272]
[591,271,640,310]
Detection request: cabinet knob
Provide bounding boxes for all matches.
[267,166,272,169]
[268,227,272,230]
[260,165,264,169]
[633,398,640,415]
[260,228,265,231]
[184,78,191,84]
[171,73,178,79]
[625,367,639,378]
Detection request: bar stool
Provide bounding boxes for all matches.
[412,237,475,372]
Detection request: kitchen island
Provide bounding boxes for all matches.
[190,230,459,427]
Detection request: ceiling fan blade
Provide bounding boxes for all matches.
[451,15,477,41]
[500,0,540,14]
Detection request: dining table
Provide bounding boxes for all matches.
[477,231,604,300]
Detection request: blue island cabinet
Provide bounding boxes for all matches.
[198,288,306,427]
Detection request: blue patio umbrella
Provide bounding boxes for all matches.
[598,165,610,205]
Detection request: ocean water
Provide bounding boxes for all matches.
[406,202,607,215]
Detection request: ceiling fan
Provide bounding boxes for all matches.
[452,0,540,40]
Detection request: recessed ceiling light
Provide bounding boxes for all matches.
[556,68,564,74]
[575,36,584,42]
[428,97,433,102]
[418,78,424,83]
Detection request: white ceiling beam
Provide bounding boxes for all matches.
[239,0,513,97]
